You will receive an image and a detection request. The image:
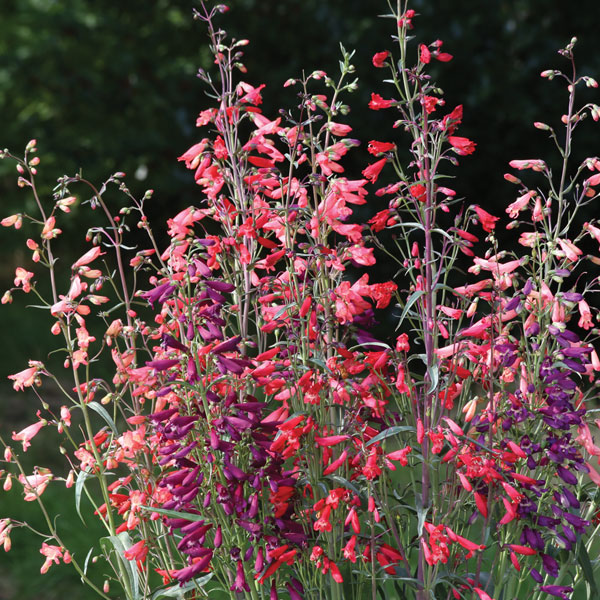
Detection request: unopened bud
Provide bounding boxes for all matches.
[503,173,521,185]
[533,122,550,130]
[101,394,113,405]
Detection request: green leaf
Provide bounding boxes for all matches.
[427,363,439,394]
[87,401,118,434]
[577,540,599,596]
[82,546,94,580]
[366,425,414,447]
[100,532,140,600]
[138,505,206,522]
[416,495,428,537]
[75,468,93,523]
[152,575,214,600]
[396,290,425,329]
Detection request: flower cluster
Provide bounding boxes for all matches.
[1,3,599,600]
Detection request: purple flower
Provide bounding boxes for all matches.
[142,281,176,306]
[539,585,574,599]
[530,568,543,583]
[556,465,578,485]
[175,551,213,583]
[206,280,235,293]
[146,358,180,371]
[212,336,242,354]
[541,553,559,577]
[230,560,250,593]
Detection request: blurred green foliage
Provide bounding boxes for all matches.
[1,1,600,598]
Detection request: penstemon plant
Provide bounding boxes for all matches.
[1,2,600,599]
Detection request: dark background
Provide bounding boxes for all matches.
[1,1,600,598]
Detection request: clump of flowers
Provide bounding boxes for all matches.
[1,2,600,600]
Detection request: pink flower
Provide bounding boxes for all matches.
[557,238,582,262]
[8,362,41,391]
[14,267,34,293]
[576,423,600,455]
[12,420,45,451]
[0,519,11,552]
[178,139,208,169]
[40,543,65,574]
[41,216,61,239]
[509,158,546,171]
[578,299,593,329]
[1,214,22,229]
[506,190,536,218]
[328,121,353,136]
[372,51,390,67]
[584,221,600,247]
[72,246,104,269]
[19,470,52,501]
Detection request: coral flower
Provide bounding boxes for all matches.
[12,420,45,451]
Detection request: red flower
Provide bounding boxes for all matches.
[473,206,499,232]
[421,95,443,114]
[419,44,431,64]
[372,51,390,67]
[362,158,387,183]
[123,539,148,562]
[409,183,427,202]
[442,105,463,133]
[368,93,394,110]
[435,51,453,62]
[367,140,396,156]
[448,135,476,156]
[369,209,392,232]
